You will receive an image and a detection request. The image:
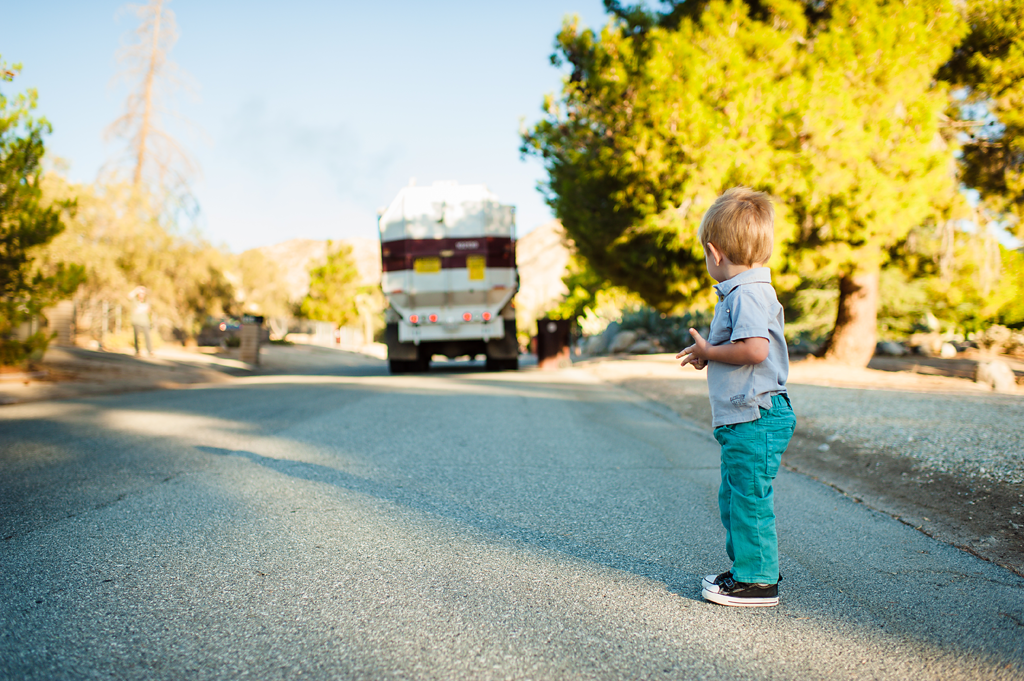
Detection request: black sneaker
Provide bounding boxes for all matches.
[702,570,732,590]
[702,575,779,607]
[702,570,782,590]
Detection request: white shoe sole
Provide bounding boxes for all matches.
[702,587,779,607]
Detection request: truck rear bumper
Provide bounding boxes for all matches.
[385,320,518,361]
[398,319,506,344]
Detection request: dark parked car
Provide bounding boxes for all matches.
[196,318,241,347]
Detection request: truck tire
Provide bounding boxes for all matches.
[485,356,518,371]
[389,359,417,374]
[390,347,430,374]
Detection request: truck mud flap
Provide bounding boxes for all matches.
[384,323,418,360]
[486,320,518,360]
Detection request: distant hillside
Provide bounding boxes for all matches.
[515,220,572,331]
[252,237,381,302]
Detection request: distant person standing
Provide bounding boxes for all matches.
[129,286,153,357]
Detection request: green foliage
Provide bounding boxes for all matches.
[0,58,84,365]
[782,283,839,344]
[174,251,234,340]
[995,248,1024,327]
[301,241,362,326]
[764,221,1024,344]
[545,253,608,321]
[523,1,807,312]
[920,232,1022,331]
[939,0,1024,238]
[40,176,235,342]
[540,251,651,339]
[234,249,292,319]
[618,306,715,350]
[875,268,933,340]
[524,1,968,354]
[524,1,1024,358]
[779,0,965,283]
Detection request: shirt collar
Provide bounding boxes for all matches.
[713,267,772,300]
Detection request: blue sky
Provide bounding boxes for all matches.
[1,0,610,252]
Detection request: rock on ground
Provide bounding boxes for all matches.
[976,359,1018,393]
[608,330,638,354]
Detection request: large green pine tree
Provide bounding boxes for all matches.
[524,0,966,366]
[780,0,965,365]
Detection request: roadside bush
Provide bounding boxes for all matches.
[618,307,714,350]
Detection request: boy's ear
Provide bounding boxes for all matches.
[706,242,724,266]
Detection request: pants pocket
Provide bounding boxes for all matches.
[765,422,794,478]
[765,433,782,477]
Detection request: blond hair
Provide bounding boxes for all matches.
[697,187,774,266]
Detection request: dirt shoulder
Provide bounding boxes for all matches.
[581,354,1024,577]
[0,346,245,405]
[0,343,388,406]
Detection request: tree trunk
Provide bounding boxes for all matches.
[824,268,879,367]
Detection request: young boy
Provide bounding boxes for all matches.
[676,187,795,608]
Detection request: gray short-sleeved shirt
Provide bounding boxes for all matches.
[706,267,789,428]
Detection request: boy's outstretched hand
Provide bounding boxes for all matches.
[676,328,709,370]
[676,328,771,368]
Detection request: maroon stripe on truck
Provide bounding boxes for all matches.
[380,237,515,272]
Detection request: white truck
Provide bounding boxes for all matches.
[379,182,519,373]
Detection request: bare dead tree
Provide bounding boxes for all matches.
[105,0,199,215]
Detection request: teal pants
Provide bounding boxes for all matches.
[713,393,795,585]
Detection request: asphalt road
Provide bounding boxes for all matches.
[2,363,1023,680]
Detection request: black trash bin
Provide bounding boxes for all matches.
[536,318,572,370]
[240,314,264,365]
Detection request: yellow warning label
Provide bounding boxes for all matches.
[414,257,441,274]
[467,256,486,281]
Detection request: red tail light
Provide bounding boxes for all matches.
[463,312,472,322]
[409,315,419,324]
[482,312,492,321]
[429,314,438,323]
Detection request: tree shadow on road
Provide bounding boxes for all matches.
[196,445,705,603]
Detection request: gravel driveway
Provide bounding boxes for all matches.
[789,384,1024,484]
[583,354,1024,483]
